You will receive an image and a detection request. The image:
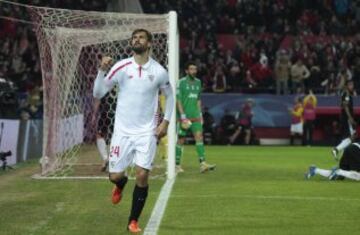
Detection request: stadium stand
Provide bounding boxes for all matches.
[141,0,360,93]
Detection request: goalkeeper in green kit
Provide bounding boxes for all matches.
[176,62,216,173]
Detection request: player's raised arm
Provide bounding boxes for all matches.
[93,56,114,99]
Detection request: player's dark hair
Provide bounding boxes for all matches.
[185,61,197,70]
[132,28,152,42]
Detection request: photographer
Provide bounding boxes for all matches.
[228,99,255,145]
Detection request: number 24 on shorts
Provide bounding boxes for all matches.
[110,146,120,157]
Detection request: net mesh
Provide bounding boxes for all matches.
[5,3,170,177]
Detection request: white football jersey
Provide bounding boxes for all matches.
[102,56,170,136]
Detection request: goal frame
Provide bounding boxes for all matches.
[167,11,178,179]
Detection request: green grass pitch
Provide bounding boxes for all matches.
[1,146,360,235]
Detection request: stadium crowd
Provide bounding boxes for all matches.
[0,0,360,119]
[142,0,360,94]
[0,0,107,118]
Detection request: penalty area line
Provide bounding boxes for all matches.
[144,177,176,235]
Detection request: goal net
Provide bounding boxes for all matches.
[2,2,178,178]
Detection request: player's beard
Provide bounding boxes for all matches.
[132,43,148,54]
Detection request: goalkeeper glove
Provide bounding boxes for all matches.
[180,114,192,130]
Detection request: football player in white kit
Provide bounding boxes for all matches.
[93,29,174,233]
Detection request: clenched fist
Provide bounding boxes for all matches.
[100,56,113,71]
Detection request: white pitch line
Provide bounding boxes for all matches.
[171,194,360,202]
[144,177,176,235]
[32,175,108,180]
[31,174,165,180]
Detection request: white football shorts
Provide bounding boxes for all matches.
[108,134,157,173]
[290,123,303,134]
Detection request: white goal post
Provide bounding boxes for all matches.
[167,11,178,179]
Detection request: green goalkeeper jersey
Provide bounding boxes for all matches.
[177,75,202,119]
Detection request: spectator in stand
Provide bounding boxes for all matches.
[291,58,310,94]
[306,57,322,92]
[212,66,227,93]
[336,68,351,94]
[289,96,304,145]
[322,61,337,95]
[274,50,291,95]
[303,89,317,145]
[228,60,241,91]
[228,98,254,145]
[246,54,273,92]
[241,42,257,71]
[18,85,43,120]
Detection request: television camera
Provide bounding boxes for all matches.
[0,150,13,170]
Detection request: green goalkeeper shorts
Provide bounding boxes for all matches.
[177,121,203,137]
